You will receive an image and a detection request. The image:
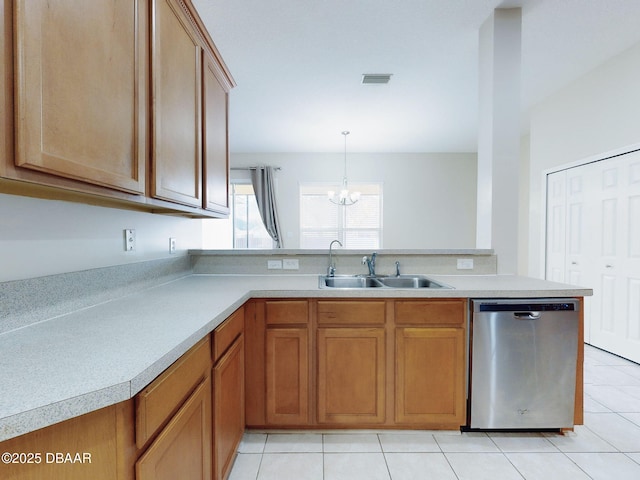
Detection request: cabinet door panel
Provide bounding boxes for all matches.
[151,0,202,207]
[266,328,309,424]
[14,0,146,193]
[135,337,211,448]
[317,327,385,424]
[317,300,386,325]
[395,299,465,325]
[202,50,230,214]
[396,328,466,426]
[137,376,212,480]
[265,300,309,325]
[213,306,244,362]
[0,404,130,480]
[213,336,244,480]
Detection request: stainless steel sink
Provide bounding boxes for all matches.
[319,274,452,289]
[377,276,449,289]
[321,276,384,288]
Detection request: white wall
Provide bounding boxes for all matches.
[477,8,522,274]
[203,152,477,249]
[527,41,640,277]
[0,193,203,282]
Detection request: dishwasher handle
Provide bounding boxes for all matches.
[513,311,541,320]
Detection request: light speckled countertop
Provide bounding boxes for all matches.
[0,273,591,442]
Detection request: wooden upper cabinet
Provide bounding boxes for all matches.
[1,0,11,172]
[151,0,202,207]
[202,49,231,215]
[13,0,146,194]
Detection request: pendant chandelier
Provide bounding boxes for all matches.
[328,131,361,206]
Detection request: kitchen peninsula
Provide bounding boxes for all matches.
[0,251,592,479]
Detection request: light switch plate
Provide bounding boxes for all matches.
[124,229,135,252]
[283,258,299,270]
[267,260,283,269]
[457,258,474,270]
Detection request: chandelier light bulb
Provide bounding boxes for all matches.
[328,131,360,206]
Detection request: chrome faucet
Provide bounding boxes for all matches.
[362,252,377,276]
[327,240,342,276]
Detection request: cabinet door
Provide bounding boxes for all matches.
[317,327,385,424]
[0,403,133,480]
[151,0,202,207]
[213,335,244,480]
[396,328,466,427]
[13,0,146,193]
[202,50,230,215]
[266,328,309,425]
[137,376,212,480]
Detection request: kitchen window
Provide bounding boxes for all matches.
[231,183,274,248]
[299,183,383,248]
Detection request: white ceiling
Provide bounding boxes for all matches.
[192,0,640,153]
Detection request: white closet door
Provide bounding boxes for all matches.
[546,171,567,283]
[590,151,640,362]
[564,164,596,288]
[545,149,640,362]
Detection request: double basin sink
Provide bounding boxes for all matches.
[319,274,452,289]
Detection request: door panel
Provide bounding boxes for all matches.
[14,0,146,193]
[317,328,385,424]
[547,149,640,362]
[151,0,202,207]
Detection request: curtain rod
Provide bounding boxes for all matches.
[230,166,281,171]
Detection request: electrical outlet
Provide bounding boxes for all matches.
[124,229,135,251]
[267,260,283,269]
[282,258,299,270]
[169,237,176,254]
[457,258,474,270]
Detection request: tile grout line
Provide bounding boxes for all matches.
[376,433,393,480]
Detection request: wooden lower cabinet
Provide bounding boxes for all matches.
[0,402,135,480]
[395,327,466,427]
[244,299,310,427]
[136,375,212,480]
[317,327,386,424]
[136,337,212,449]
[213,335,244,480]
[250,297,468,430]
[265,327,309,425]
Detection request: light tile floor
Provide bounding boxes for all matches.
[229,345,640,479]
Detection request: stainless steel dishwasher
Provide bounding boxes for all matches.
[470,298,579,429]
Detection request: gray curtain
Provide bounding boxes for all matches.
[251,166,283,248]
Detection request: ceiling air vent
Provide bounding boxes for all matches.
[361,73,392,85]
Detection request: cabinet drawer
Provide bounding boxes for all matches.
[213,306,244,362]
[136,336,211,448]
[136,375,212,480]
[317,300,386,325]
[265,300,309,325]
[394,299,466,325]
